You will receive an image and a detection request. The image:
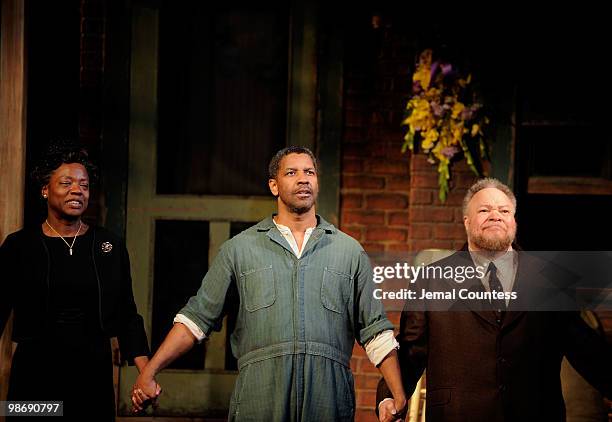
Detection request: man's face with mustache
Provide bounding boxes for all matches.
[268,153,318,215]
[464,187,517,252]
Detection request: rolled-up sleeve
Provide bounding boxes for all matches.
[355,250,394,345]
[178,242,235,337]
[365,329,399,366]
[174,313,206,343]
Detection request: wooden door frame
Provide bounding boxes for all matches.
[0,0,27,410]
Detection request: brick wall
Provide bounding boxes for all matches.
[408,155,477,251]
[340,26,412,256]
[340,18,478,421]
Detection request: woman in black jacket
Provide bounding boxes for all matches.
[0,142,155,420]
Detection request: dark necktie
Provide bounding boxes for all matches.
[487,262,506,318]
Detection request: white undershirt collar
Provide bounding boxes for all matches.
[273,219,315,258]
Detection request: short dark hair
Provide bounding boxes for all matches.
[31,140,98,189]
[268,146,318,179]
[462,177,517,215]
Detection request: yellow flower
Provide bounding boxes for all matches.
[451,102,465,119]
[424,87,440,100]
[451,121,465,145]
[421,128,439,150]
[405,97,419,110]
[432,142,443,160]
[412,49,433,90]
[471,123,480,137]
[438,126,451,146]
[404,98,435,134]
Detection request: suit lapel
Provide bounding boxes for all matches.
[444,250,500,327]
[501,252,536,328]
[465,278,500,327]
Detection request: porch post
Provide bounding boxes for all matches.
[0,0,27,406]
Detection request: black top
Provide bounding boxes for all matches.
[43,229,103,338]
[8,229,120,418]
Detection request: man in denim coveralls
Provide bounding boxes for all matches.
[132,146,407,421]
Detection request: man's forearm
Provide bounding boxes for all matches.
[143,323,197,376]
[378,349,406,403]
[131,326,195,409]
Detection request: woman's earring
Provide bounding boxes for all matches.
[43,194,47,198]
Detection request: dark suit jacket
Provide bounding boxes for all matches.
[377,250,612,422]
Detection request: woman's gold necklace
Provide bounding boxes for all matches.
[45,220,82,256]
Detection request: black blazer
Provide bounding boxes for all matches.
[0,226,150,364]
[377,250,612,422]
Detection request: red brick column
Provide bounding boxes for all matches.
[343,153,476,422]
[340,48,412,422]
[340,136,410,254]
[339,18,416,419]
[339,23,480,417]
[408,155,477,251]
[344,161,478,421]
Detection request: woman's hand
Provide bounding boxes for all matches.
[379,396,407,422]
[131,364,162,413]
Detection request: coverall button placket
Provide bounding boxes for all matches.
[294,233,319,421]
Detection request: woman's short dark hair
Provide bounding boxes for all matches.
[31,140,98,189]
[268,146,318,179]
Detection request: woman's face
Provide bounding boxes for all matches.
[42,163,90,220]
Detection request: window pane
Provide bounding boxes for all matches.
[520,125,607,178]
[157,1,289,195]
[152,220,210,369]
[230,221,257,238]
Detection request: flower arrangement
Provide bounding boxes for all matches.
[402,49,489,202]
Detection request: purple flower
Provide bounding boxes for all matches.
[441,146,460,159]
[461,104,481,120]
[430,61,440,83]
[431,102,444,117]
[460,108,474,120]
[440,63,453,75]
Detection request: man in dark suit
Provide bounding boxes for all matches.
[377,178,612,422]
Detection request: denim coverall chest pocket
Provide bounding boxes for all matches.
[321,267,352,314]
[240,265,276,312]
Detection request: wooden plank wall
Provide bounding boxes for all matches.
[0,0,27,411]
